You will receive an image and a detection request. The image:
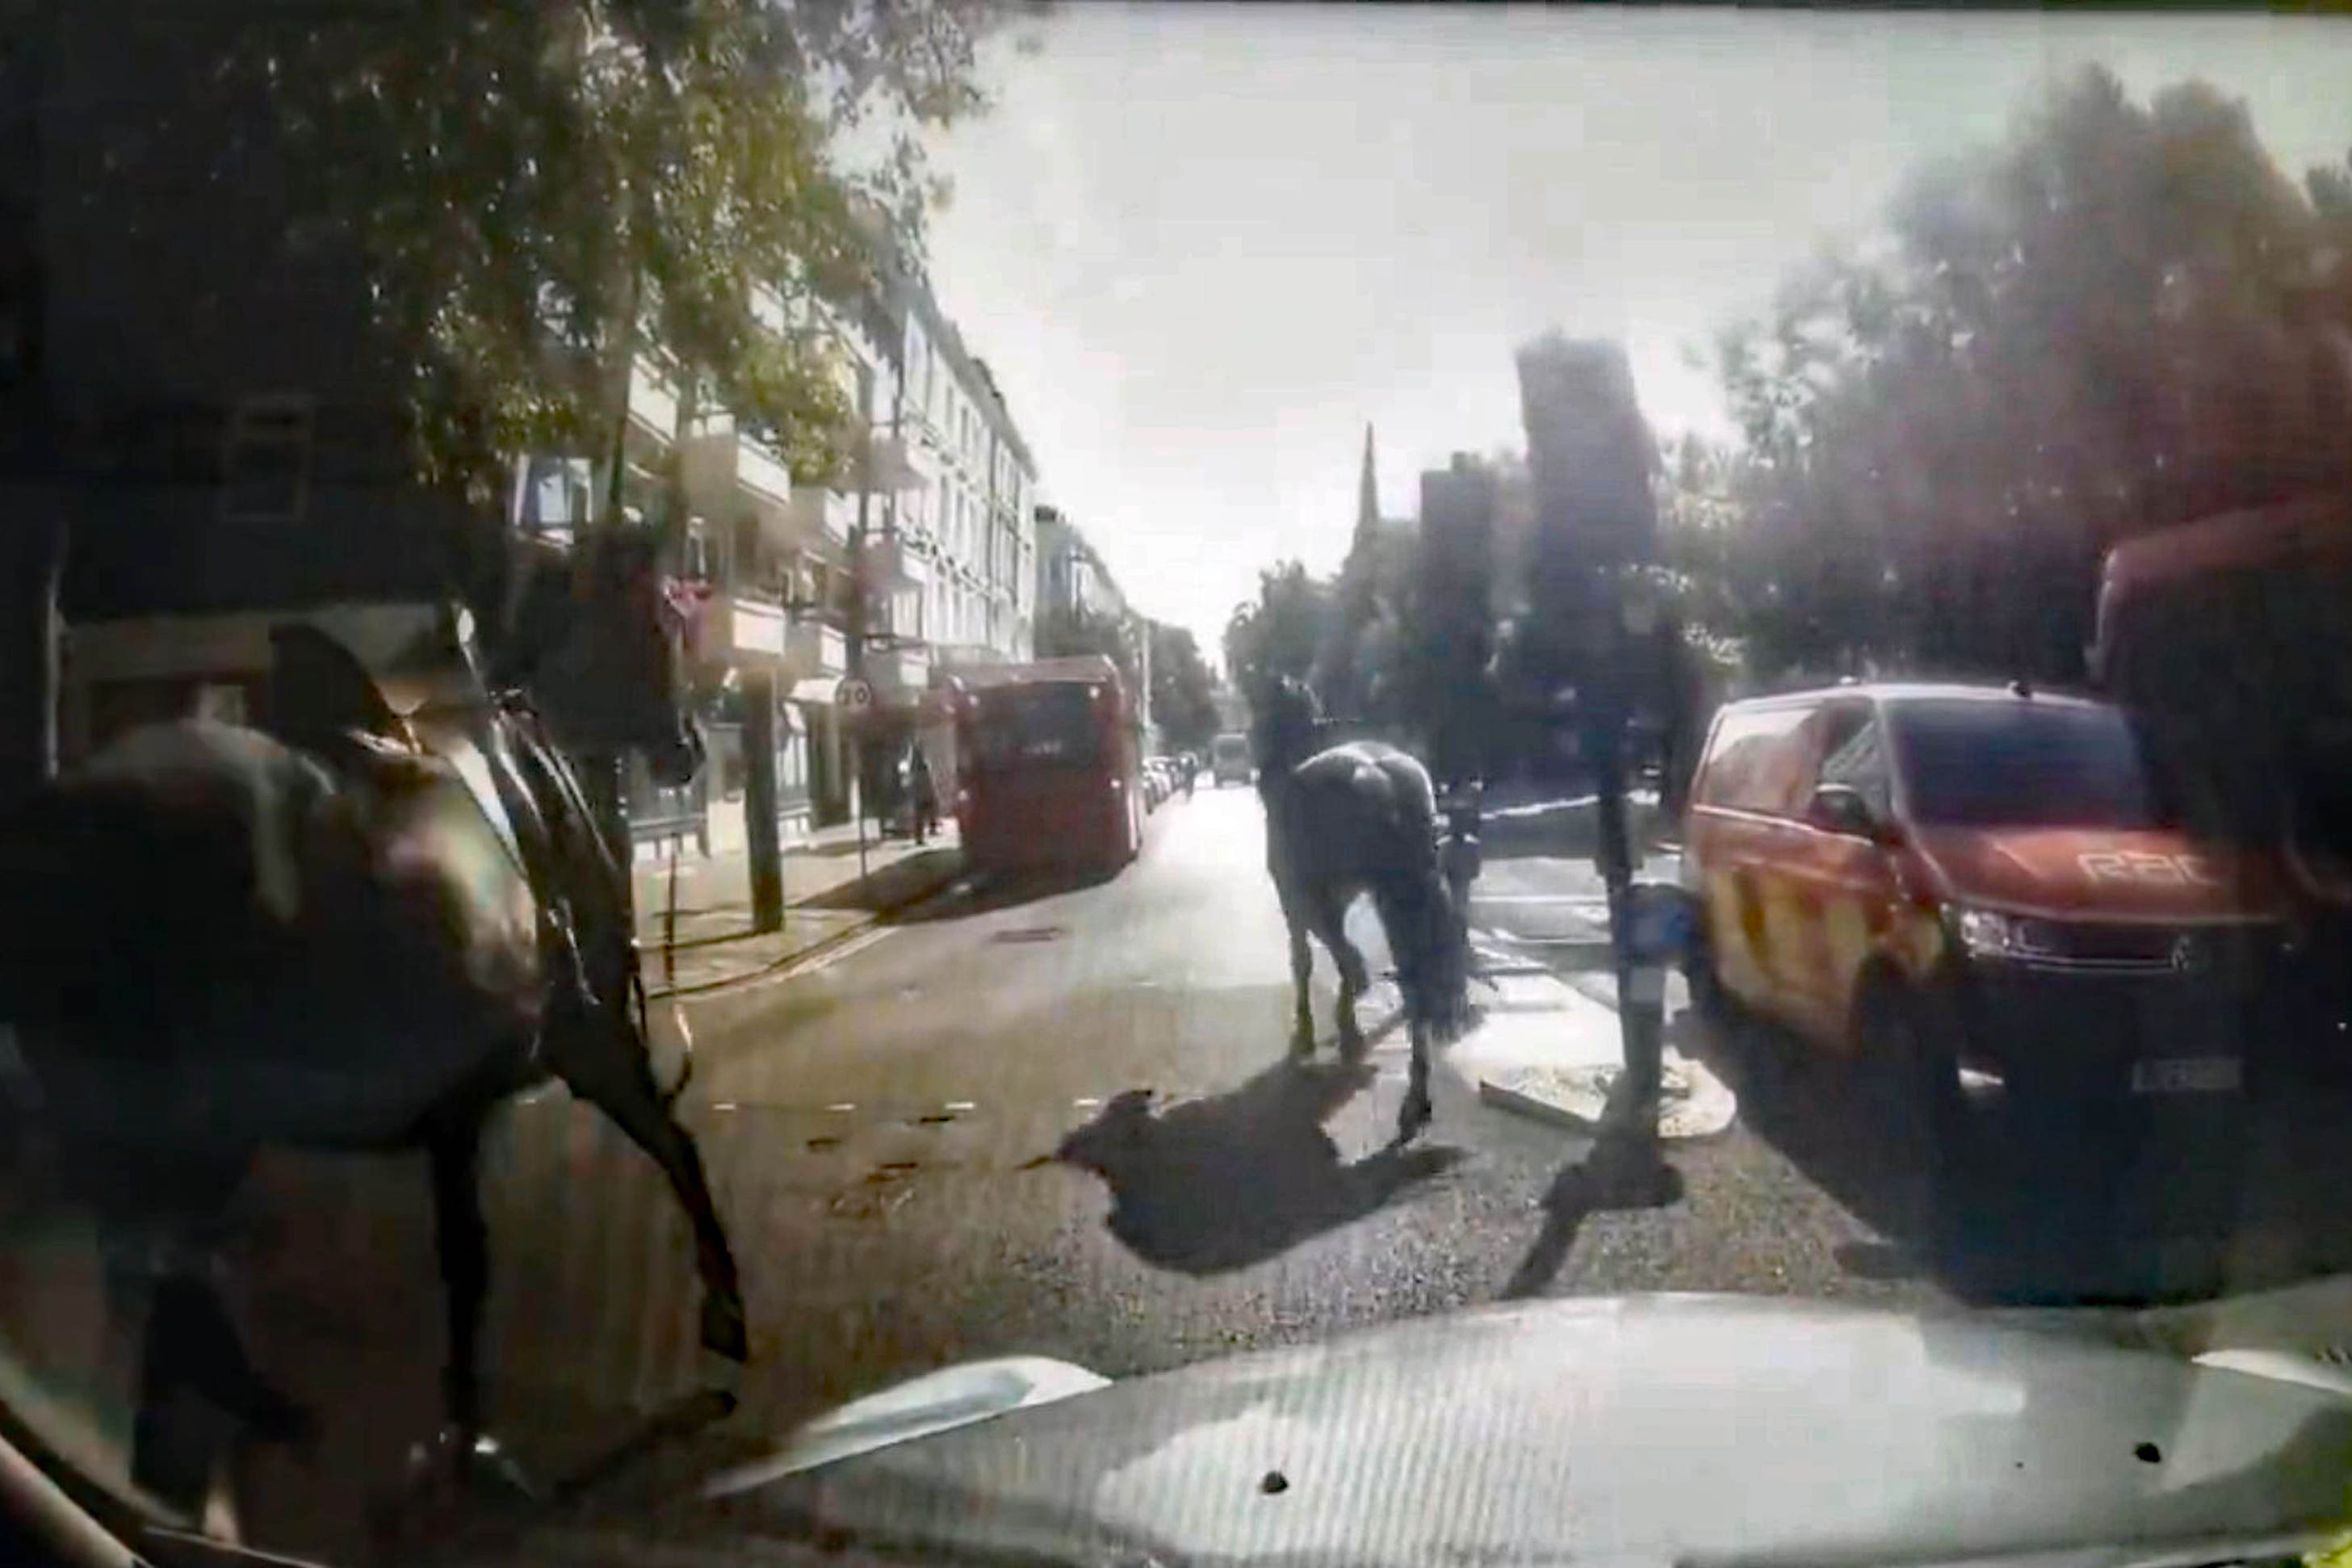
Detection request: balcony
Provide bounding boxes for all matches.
[864,637,930,696]
[859,529,928,589]
[785,614,846,681]
[680,427,797,549]
[624,361,679,455]
[699,594,790,665]
[780,486,857,547]
[865,430,927,493]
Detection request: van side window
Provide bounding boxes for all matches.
[1696,704,1816,816]
[1816,703,1893,822]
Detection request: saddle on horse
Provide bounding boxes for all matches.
[266,619,634,1063]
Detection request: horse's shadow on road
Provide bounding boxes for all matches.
[1042,1060,1464,1276]
[1499,1070,1687,1301]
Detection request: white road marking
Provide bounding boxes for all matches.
[712,1102,738,1112]
[945,1101,975,1113]
[797,925,896,975]
[828,1102,856,1113]
[1072,1097,1101,1109]
[684,921,899,1000]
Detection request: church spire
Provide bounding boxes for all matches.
[1354,421,1379,548]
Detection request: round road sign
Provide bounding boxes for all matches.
[836,677,874,711]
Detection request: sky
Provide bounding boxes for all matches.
[920,5,2352,653]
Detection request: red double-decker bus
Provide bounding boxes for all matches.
[949,656,1144,876]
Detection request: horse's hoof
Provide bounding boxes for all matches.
[701,1293,750,1363]
[379,1423,537,1540]
[1289,1028,1316,1058]
[1396,1089,1433,1143]
[461,1432,539,1504]
[1339,1029,1369,1064]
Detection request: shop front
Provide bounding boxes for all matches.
[853,675,962,841]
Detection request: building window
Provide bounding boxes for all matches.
[681,519,715,584]
[220,394,315,523]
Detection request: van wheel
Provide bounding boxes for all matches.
[1859,982,1973,1239]
[1684,932,1740,1029]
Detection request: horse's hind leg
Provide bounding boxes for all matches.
[1372,876,1439,1142]
[85,1146,309,1522]
[558,1045,747,1364]
[1276,882,1315,1054]
[414,1109,542,1506]
[1398,1020,1435,1144]
[426,1113,491,1441]
[128,1260,316,1519]
[1306,890,1370,1059]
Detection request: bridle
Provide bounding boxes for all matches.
[487,545,702,1107]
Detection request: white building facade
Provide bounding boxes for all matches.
[884,288,1038,676]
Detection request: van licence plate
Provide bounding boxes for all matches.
[2128,1057,2243,1095]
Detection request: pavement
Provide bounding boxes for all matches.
[10,781,2352,1562]
[631,819,966,996]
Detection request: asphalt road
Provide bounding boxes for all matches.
[195,783,1910,1554]
[15,781,2352,1560]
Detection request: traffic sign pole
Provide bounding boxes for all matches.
[838,677,874,880]
[744,669,786,933]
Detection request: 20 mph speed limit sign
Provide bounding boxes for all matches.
[835,677,874,711]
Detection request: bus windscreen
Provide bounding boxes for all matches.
[970,684,1105,770]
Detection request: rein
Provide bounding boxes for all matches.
[656,832,691,1107]
[490,692,694,1106]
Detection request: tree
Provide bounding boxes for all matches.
[1223,560,1332,709]
[1717,67,2352,681]
[119,1,1023,503]
[1316,526,1418,727]
[1394,456,1498,779]
[1037,603,1140,695]
[1147,620,1221,754]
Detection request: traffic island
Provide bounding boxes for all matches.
[1458,967,1736,1140]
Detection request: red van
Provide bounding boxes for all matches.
[1680,681,2305,1142]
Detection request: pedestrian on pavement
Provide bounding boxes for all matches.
[908,741,940,845]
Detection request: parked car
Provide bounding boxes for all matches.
[1679,681,2309,1155]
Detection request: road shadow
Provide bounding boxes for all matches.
[1682,1004,2352,1307]
[800,836,882,859]
[1500,1074,1687,1299]
[793,849,966,915]
[881,864,1117,924]
[1041,1059,1465,1275]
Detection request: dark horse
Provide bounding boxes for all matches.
[1253,676,1469,1143]
[0,527,744,1519]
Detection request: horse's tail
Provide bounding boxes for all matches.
[1373,864,1472,1044]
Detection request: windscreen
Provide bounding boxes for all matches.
[969,684,1105,770]
[19,9,2352,1562]
[1889,700,2173,829]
